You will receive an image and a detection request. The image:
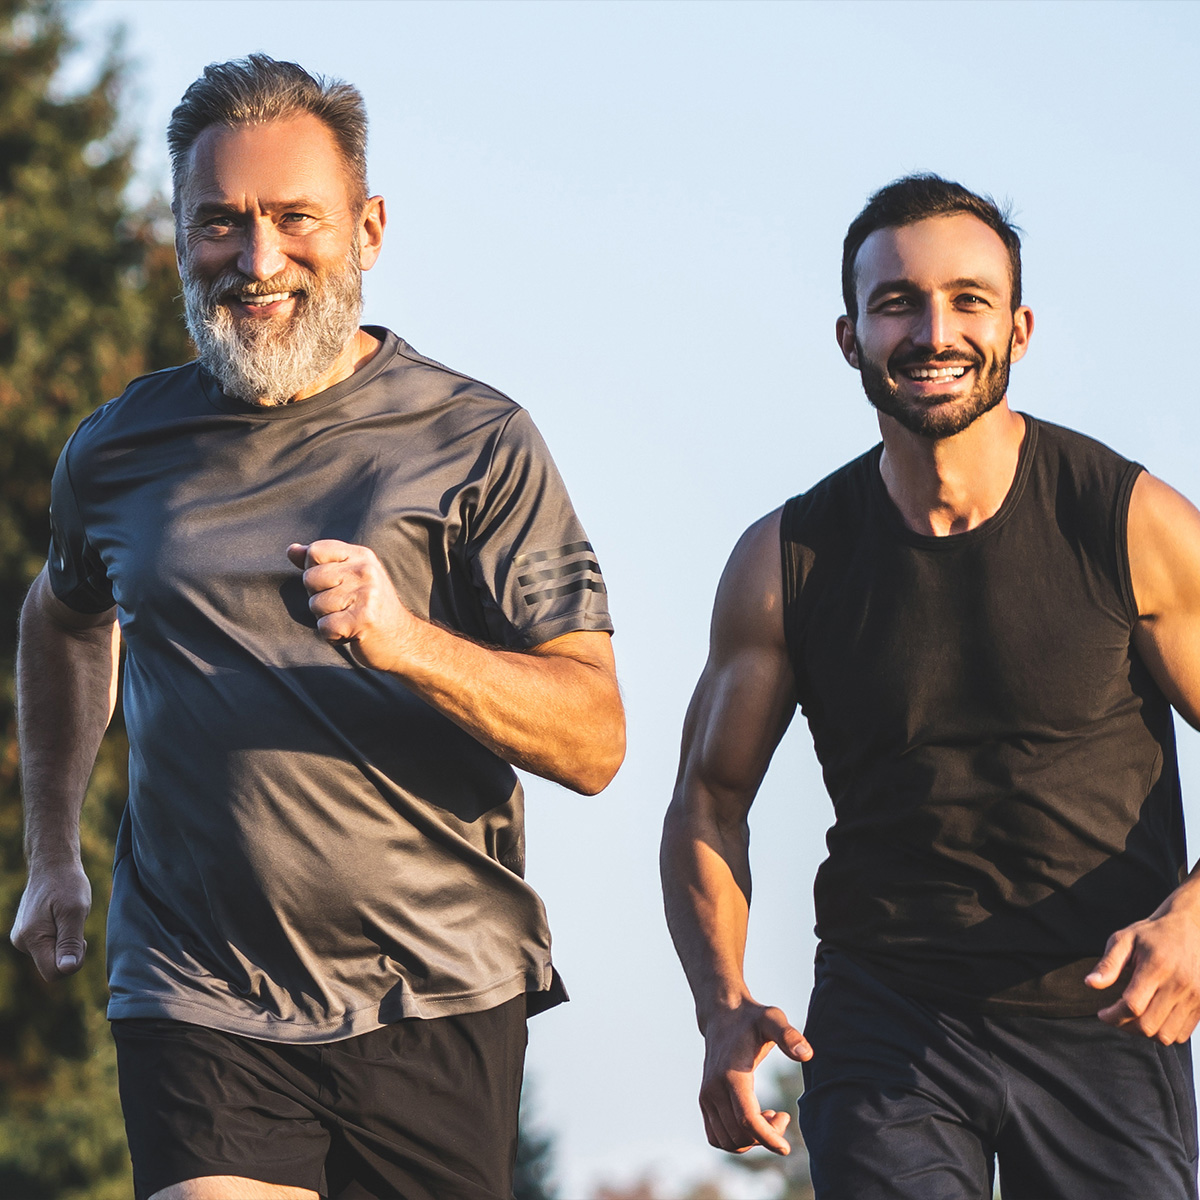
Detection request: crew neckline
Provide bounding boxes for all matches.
[870,414,1038,550]
[198,326,399,419]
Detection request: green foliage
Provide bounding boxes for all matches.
[0,5,563,1193]
[515,1079,559,1200]
[0,0,190,1193]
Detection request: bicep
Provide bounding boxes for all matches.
[675,511,797,820]
[528,629,616,676]
[1128,473,1200,728]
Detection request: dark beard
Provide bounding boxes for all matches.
[857,339,1012,439]
[181,245,363,407]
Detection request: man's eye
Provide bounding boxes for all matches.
[281,213,313,224]
[877,297,913,311]
[958,294,988,307]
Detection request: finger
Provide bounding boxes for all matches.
[55,935,87,978]
[26,928,85,983]
[1096,997,1136,1027]
[1154,1003,1199,1045]
[302,539,353,568]
[762,1109,792,1136]
[301,563,351,595]
[719,1083,791,1156]
[1110,953,1172,1031]
[286,543,309,569]
[701,1089,748,1153]
[308,587,356,619]
[53,903,88,978]
[740,1107,791,1155]
[702,1079,770,1154]
[1086,929,1133,989]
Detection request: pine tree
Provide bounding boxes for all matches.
[0,2,190,1195]
[0,8,568,1194]
[514,1078,559,1200]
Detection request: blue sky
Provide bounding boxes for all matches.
[65,1,1200,1194]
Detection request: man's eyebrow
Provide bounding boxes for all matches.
[187,198,325,221]
[943,276,1002,294]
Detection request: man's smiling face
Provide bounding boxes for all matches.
[175,112,380,405]
[837,213,1032,439]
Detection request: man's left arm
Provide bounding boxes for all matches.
[1087,471,1200,1040]
[287,540,624,795]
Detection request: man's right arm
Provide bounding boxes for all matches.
[660,509,810,1157]
[9,568,119,980]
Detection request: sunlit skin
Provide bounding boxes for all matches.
[176,113,386,401]
[836,214,1033,536]
[11,111,625,1200]
[662,208,1200,1162]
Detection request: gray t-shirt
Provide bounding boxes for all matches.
[48,328,612,1042]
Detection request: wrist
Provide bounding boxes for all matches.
[696,986,757,1034]
[25,836,83,872]
[1157,873,1200,921]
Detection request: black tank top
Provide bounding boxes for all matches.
[781,417,1185,1015]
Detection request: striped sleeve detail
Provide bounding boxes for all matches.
[516,542,607,607]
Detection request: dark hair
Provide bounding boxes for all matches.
[841,174,1022,321]
[167,54,368,212]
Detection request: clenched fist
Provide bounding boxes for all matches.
[287,540,420,673]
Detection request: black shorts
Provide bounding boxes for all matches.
[799,950,1199,1200]
[112,996,526,1200]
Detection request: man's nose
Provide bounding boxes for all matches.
[913,299,954,350]
[237,219,288,281]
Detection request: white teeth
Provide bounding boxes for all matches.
[239,292,291,305]
[907,366,968,380]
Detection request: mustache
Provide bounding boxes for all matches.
[198,269,315,305]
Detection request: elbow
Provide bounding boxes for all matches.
[561,714,626,796]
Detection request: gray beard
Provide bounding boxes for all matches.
[857,338,1012,439]
[181,248,364,407]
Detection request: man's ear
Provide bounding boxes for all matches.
[1009,305,1034,364]
[835,315,859,368]
[358,195,386,271]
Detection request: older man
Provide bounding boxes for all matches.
[11,55,624,1200]
[662,175,1200,1197]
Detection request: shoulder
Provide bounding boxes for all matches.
[1025,417,1144,550]
[1029,417,1140,485]
[1128,471,1200,619]
[385,331,523,420]
[781,446,880,547]
[711,508,788,653]
[61,362,203,467]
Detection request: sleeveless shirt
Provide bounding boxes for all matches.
[780,416,1185,1015]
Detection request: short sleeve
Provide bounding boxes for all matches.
[47,433,115,613]
[468,409,613,649]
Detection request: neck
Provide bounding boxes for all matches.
[289,327,383,403]
[877,400,1026,536]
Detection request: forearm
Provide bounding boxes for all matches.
[661,785,757,1032]
[386,622,624,794]
[17,571,119,865]
[291,540,623,794]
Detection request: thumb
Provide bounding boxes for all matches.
[761,1006,812,1062]
[1086,929,1132,989]
[56,931,87,977]
[286,543,309,569]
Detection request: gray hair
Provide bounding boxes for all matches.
[168,54,368,213]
